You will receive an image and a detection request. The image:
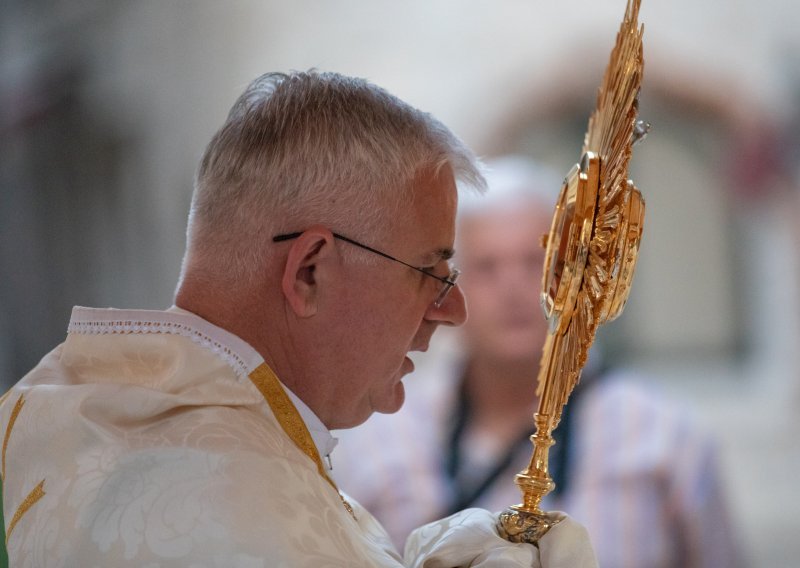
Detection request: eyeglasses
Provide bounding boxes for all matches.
[272,231,460,308]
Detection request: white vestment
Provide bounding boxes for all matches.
[1,307,595,568]
[0,307,403,567]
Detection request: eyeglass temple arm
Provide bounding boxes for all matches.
[273,232,415,272]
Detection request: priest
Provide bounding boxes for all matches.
[0,70,596,567]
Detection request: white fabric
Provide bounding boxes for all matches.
[167,304,338,468]
[1,306,592,567]
[405,509,597,568]
[283,382,339,473]
[2,307,399,566]
[536,514,598,568]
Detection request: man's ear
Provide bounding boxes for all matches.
[280,226,336,317]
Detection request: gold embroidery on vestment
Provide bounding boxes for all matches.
[249,365,322,473]
[1,394,47,543]
[2,396,25,482]
[248,363,356,520]
[6,480,45,543]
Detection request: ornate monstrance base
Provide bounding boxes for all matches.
[497,508,562,544]
[497,412,562,544]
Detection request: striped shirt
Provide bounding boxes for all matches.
[333,358,743,568]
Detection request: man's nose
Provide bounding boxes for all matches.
[425,283,467,327]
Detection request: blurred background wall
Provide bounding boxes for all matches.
[1,1,799,565]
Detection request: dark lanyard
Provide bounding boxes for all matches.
[442,372,578,517]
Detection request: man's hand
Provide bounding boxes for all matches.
[536,512,597,568]
[403,508,597,568]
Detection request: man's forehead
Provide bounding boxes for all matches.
[404,168,458,260]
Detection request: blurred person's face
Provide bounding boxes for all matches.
[457,202,552,363]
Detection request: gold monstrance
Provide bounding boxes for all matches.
[498,0,647,544]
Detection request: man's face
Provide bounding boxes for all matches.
[457,202,551,364]
[326,168,466,428]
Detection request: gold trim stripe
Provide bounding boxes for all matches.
[248,363,355,519]
[2,397,25,482]
[248,364,328,481]
[5,480,45,543]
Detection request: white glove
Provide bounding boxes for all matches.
[403,508,597,568]
[537,512,598,568]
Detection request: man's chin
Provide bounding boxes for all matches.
[374,380,406,416]
[339,382,407,429]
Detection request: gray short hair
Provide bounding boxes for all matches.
[182,70,484,285]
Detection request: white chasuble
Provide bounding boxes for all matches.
[0,307,403,567]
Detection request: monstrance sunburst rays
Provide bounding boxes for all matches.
[540,0,644,425]
[498,0,646,544]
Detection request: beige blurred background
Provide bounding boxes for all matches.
[2,1,799,565]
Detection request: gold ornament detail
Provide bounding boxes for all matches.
[498,0,647,544]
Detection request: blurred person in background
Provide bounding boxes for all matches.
[334,155,744,568]
[0,74,597,567]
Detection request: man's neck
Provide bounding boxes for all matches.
[175,284,293,388]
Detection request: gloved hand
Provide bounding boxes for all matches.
[536,512,597,568]
[403,508,597,568]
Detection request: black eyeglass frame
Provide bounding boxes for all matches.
[272,231,460,308]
